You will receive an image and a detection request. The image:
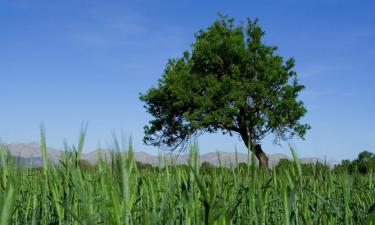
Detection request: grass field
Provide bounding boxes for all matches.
[0,131,375,225]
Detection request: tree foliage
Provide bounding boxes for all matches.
[334,151,375,174]
[140,15,310,152]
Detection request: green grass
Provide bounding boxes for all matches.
[0,134,375,225]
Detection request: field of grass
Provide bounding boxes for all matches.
[0,132,375,225]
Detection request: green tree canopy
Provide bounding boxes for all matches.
[140,15,310,163]
[334,150,375,174]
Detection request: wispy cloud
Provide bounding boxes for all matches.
[67,12,188,54]
[300,89,356,99]
[298,63,352,79]
[67,13,147,48]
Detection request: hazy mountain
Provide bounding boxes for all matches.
[1,142,61,162]
[300,157,330,165]
[0,142,333,168]
[82,150,290,168]
[83,150,161,165]
[0,156,44,168]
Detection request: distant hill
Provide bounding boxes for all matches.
[1,142,61,162]
[82,149,291,168]
[0,142,334,168]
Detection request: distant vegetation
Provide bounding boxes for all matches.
[334,151,375,175]
[0,132,374,224]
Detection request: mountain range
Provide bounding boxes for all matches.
[0,142,333,168]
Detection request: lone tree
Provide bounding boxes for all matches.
[140,15,310,168]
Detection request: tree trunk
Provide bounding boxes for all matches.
[255,144,269,169]
[240,132,269,169]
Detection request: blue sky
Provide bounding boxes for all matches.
[0,0,374,161]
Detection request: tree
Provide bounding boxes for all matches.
[274,158,294,171]
[358,151,374,162]
[201,161,214,174]
[334,151,375,174]
[357,151,375,174]
[140,15,310,168]
[334,159,353,174]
